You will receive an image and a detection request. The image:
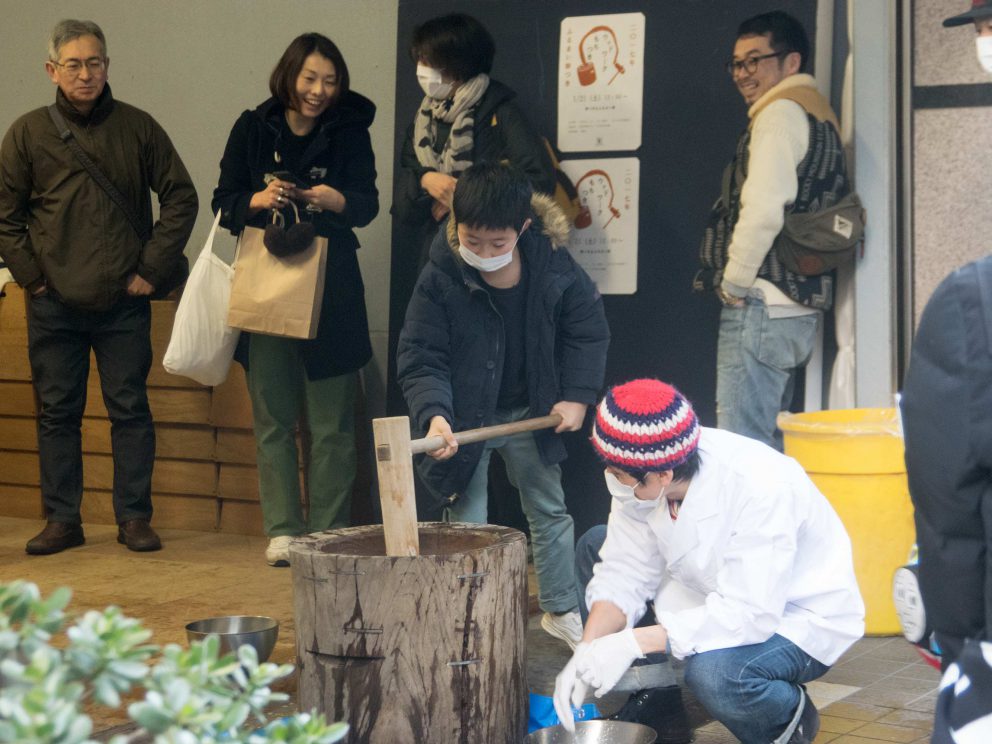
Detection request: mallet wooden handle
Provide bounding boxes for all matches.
[410,414,563,455]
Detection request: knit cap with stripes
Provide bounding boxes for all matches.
[591,379,700,472]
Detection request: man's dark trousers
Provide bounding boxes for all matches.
[27,292,155,524]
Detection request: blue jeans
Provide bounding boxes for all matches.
[684,635,828,743]
[716,297,818,451]
[446,405,576,613]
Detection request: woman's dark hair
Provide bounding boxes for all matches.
[409,13,495,82]
[623,450,702,486]
[452,162,533,231]
[737,10,810,73]
[269,33,350,111]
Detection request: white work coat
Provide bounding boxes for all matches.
[586,427,865,666]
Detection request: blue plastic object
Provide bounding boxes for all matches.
[528,693,601,733]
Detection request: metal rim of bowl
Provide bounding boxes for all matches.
[184,615,279,635]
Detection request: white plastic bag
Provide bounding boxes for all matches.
[163,211,239,386]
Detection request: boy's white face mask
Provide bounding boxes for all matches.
[977,36,992,75]
[416,64,454,100]
[458,244,515,272]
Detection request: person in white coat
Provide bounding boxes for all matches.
[553,379,864,744]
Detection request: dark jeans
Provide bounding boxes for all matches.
[27,292,154,524]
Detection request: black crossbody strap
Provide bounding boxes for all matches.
[47,104,151,243]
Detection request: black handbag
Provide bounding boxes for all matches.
[47,104,188,298]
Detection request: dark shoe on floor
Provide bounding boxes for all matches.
[607,686,694,744]
[25,521,85,555]
[786,686,819,744]
[117,519,162,552]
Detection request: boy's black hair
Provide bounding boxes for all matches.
[737,10,810,73]
[452,162,533,231]
[622,450,702,486]
[409,13,495,82]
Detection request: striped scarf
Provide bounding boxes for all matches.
[413,73,489,175]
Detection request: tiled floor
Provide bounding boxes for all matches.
[1,515,941,742]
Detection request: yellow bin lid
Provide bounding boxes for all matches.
[777,408,905,475]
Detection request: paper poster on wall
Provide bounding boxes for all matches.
[557,12,645,152]
[561,157,639,295]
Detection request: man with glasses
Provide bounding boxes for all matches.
[0,19,197,554]
[695,11,850,451]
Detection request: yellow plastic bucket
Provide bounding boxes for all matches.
[777,408,913,635]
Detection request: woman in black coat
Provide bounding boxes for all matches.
[212,33,378,567]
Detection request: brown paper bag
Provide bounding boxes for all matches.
[227,225,327,339]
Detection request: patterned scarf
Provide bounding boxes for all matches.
[413,73,489,175]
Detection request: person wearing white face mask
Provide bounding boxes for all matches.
[389,14,556,415]
[555,379,864,744]
[943,0,992,72]
[397,162,609,649]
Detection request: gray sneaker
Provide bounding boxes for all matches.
[541,610,583,650]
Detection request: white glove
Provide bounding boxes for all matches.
[576,628,645,697]
[553,642,590,733]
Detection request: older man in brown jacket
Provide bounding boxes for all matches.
[0,19,198,555]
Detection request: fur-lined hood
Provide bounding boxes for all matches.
[445,192,571,254]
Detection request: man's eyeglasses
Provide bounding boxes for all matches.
[725,51,787,77]
[52,57,107,76]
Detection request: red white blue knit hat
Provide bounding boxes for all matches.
[591,379,701,471]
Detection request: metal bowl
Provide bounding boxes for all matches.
[184,615,279,662]
[525,720,657,744]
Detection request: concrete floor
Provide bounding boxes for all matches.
[1,515,940,742]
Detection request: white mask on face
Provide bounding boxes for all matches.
[977,36,992,75]
[458,242,517,273]
[604,471,663,513]
[416,63,454,100]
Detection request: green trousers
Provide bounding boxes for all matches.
[247,333,357,537]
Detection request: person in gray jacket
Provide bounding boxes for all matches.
[0,19,198,555]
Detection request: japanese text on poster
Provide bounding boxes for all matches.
[558,13,645,152]
[561,157,639,295]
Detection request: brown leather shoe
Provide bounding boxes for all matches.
[25,522,85,555]
[117,519,162,552]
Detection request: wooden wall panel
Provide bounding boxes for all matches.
[80,420,216,461]
[0,343,32,381]
[83,385,212,424]
[218,499,264,535]
[0,288,28,341]
[0,484,43,519]
[82,454,217,497]
[216,429,256,464]
[80,489,219,531]
[0,417,36,451]
[0,382,36,416]
[210,366,253,428]
[217,464,258,501]
[0,451,39,486]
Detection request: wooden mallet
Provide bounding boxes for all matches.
[373,414,562,556]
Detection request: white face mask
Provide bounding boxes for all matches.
[604,471,663,512]
[416,63,454,100]
[977,36,992,75]
[458,242,517,273]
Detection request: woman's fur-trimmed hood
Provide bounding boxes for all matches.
[445,192,571,254]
